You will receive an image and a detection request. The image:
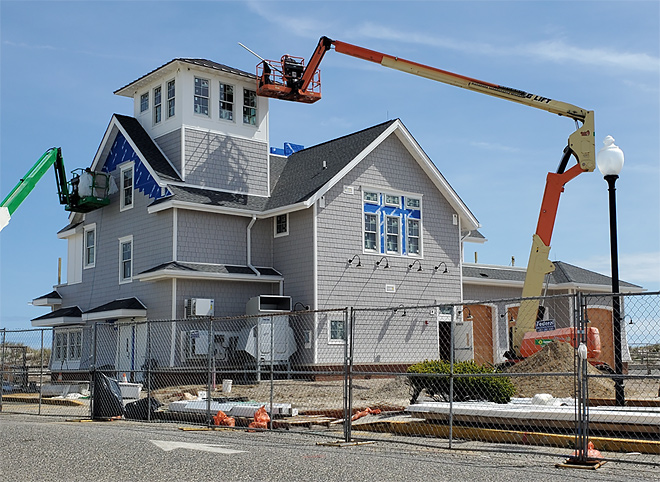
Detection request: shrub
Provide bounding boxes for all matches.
[406,359,515,404]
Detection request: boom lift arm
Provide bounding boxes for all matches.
[0,148,112,232]
[255,37,596,357]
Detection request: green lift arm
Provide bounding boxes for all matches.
[0,147,111,232]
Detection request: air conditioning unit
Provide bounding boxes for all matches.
[184,298,214,318]
[184,330,209,358]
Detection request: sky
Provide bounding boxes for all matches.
[1,0,658,331]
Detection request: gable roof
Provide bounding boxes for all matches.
[114,58,255,97]
[463,261,643,292]
[148,119,479,230]
[113,114,181,181]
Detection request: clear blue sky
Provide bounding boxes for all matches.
[1,1,658,330]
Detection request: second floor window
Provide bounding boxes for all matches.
[120,163,134,211]
[84,225,96,268]
[119,236,133,283]
[167,80,175,118]
[274,214,288,237]
[243,88,257,125]
[363,190,422,257]
[153,86,162,124]
[194,77,210,116]
[219,83,234,121]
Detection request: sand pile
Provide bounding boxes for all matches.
[505,341,614,399]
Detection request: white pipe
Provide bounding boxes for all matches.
[247,215,259,276]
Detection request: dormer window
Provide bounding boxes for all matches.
[153,86,162,124]
[194,77,210,116]
[140,92,149,113]
[166,80,175,118]
[243,88,257,125]
[219,82,234,121]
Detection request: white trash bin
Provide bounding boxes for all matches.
[222,379,233,393]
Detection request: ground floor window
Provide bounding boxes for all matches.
[54,329,82,361]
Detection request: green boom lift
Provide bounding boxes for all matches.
[0,147,111,232]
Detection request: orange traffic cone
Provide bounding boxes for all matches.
[57,372,62,382]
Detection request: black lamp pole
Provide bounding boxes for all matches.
[605,173,625,407]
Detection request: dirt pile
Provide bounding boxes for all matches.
[505,341,614,399]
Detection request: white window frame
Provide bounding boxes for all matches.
[194,77,210,116]
[166,79,175,118]
[119,235,133,284]
[407,217,421,257]
[83,223,96,269]
[219,82,234,121]
[362,188,423,258]
[153,85,162,124]
[119,162,134,212]
[274,213,289,238]
[140,92,149,113]
[328,314,346,345]
[363,212,378,252]
[385,215,401,255]
[243,88,257,125]
[54,328,83,362]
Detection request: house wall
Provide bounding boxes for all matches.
[183,127,269,195]
[57,174,174,313]
[250,218,273,267]
[314,134,462,364]
[177,210,249,265]
[131,65,269,145]
[273,208,315,309]
[155,128,182,175]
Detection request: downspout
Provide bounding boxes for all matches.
[247,215,260,276]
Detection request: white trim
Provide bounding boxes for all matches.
[119,235,134,284]
[313,201,318,363]
[83,223,96,269]
[90,117,180,185]
[57,223,83,239]
[119,162,135,212]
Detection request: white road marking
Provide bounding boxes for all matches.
[150,440,246,454]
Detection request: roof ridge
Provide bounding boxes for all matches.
[291,119,398,156]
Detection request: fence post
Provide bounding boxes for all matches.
[269,314,274,430]
[206,317,213,427]
[90,322,97,419]
[1,328,5,412]
[146,320,152,422]
[573,292,590,463]
[343,307,354,443]
[449,304,456,449]
[38,329,44,416]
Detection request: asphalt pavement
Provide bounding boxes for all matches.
[1,413,658,481]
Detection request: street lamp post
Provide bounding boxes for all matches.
[597,135,625,407]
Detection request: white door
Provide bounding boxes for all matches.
[116,322,147,381]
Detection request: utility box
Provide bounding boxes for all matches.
[246,295,291,315]
[184,298,214,318]
[241,296,296,364]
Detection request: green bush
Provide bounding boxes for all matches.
[406,359,515,404]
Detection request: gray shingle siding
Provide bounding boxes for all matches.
[175,279,278,319]
[155,129,182,174]
[184,127,268,195]
[273,209,315,308]
[317,134,461,310]
[177,211,248,265]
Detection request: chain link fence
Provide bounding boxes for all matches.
[2,292,659,465]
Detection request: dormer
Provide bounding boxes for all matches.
[114,59,271,195]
